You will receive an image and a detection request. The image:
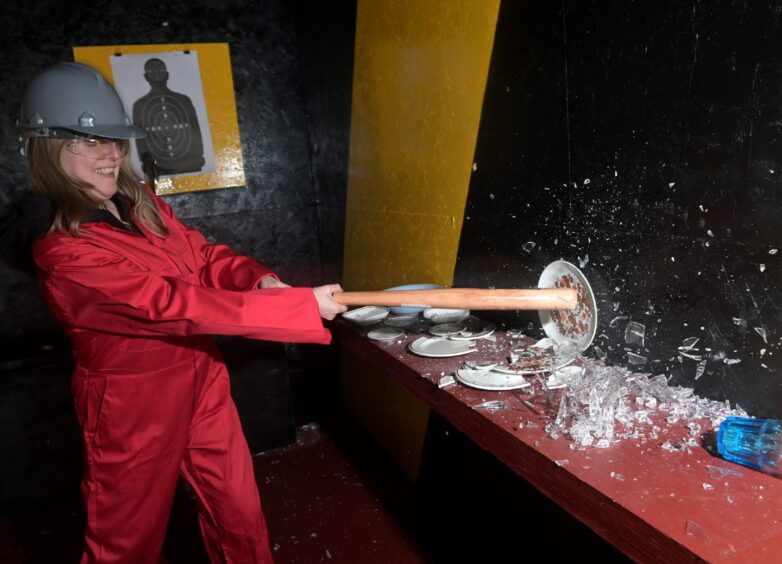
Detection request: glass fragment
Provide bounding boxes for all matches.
[679,337,699,352]
[473,400,509,412]
[685,520,710,543]
[624,321,646,346]
[627,352,647,365]
[609,315,628,328]
[707,465,743,480]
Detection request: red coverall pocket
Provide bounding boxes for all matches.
[71,371,109,441]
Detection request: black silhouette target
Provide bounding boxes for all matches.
[139,96,193,159]
[131,57,207,176]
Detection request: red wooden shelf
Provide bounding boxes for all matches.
[335,320,782,562]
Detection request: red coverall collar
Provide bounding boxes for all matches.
[82,193,142,235]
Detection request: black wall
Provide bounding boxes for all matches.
[0,0,354,516]
[455,0,782,417]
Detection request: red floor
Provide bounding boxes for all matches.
[255,423,426,564]
[0,420,429,564]
[0,411,626,563]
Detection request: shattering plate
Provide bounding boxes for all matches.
[537,260,597,352]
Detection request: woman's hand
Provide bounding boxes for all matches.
[312,284,348,320]
[258,275,291,289]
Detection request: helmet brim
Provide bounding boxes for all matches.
[63,124,146,140]
[20,123,146,141]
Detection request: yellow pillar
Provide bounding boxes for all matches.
[342,0,500,482]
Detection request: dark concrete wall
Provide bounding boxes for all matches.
[455,0,782,417]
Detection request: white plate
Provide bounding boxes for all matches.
[465,360,499,370]
[409,337,476,358]
[429,322,466,337]
[538,260,597,352]
[455,368,531,391]
[384,314,419,328]
[423,308,470,324]
[342,306,389,326]
[449,323,496,341]
[367,327,405,341]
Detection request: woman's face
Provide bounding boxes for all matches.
[60,138,127,202]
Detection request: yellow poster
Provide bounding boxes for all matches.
[73,43,244,194]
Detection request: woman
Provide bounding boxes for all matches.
[16,61,347,563]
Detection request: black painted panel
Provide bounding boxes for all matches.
[0,355,81,518]
[455,0,782,417]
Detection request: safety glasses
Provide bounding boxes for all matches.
[65,137,130,159]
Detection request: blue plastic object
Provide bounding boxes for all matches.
[717,416,782,478]
[384,283,441,314]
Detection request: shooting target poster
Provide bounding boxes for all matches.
[72,43,245,194]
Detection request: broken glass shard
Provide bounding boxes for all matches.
[624,321,646,347]
[473,400,509,412]
[679,337,699,352]
[706,465,743,480]
[609,315,628,328]
[685,520,710,543]
[680,351,703,361]
[627,352,647,365]
[661,440,686,452]
[593,346,607,360]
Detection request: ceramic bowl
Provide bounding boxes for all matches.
[383,283,441,314]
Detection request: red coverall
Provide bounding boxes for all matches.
[33,189,330,563]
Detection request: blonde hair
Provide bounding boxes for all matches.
[26,137,169,237]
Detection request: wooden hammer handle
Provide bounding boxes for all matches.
[333,288,577,310]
